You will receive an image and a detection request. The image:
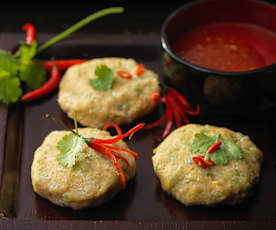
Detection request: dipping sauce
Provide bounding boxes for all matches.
[172,23,276,72]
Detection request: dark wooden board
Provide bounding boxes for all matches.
[0,32,276,229]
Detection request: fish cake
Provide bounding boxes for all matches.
[152,124,263,206]
[31,128,136,209]
[58,57,160,128]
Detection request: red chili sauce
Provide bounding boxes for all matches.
[172,23,276,72]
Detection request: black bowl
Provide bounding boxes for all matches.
[161,0,276,114]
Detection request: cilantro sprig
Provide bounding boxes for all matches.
[50,112,85,168]
[0,7,124,104]
[89,64,114,91]
[190,132,243,165]
[57,133,85,168]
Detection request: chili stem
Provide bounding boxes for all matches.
[73,111,78,135]
[37,7,124,54]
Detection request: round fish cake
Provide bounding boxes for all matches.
[58,57,160,128]
[152,124,263,206]
[31,128,136,210]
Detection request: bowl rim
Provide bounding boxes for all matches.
[161,0,276,77]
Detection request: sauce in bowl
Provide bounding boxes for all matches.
[172,22,276,72]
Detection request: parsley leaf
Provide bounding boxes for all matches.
[190,132,243,165]
[56,133,85,168]
[0,71,22,104]
[89,64,114,91]
[19,59,46,90]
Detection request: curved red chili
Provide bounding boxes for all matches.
[144,85,200,139]
[21,63,61,101]
[192,156,208,169]
[87,122,144,189]
[207,141,222,154]
[22,23,36,45]
[117,70,132,79]
[43,59,87,71]
[135,64,145,76]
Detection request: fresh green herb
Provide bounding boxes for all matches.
[20,59,47,90]
[89,65,114,91]
[18,41,37,64]
[0,7,124,104]
[206,172,215,178]
[134,86,143,94]
[0,50,19,75]
[56,132,85,168]
[190,132,243,165]
[37,7,124,53]
[232,179,240,184]
[0,72,22,104]
[56,111,85,168]
[73,111,79,135]
[186,176,197,182]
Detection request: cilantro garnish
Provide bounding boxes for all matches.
[190,132,243,165]
[56,112,85,168]
[0,72,22,104]
[0,7,124,104]
[56,133,85,168]
[0,42,46,104]
[20,59,47,90]
[89,65,114,91]
[0,50,19,75]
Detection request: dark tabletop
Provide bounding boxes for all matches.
[0,1,188,34]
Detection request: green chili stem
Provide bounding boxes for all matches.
[37,7,124,54]
[73,111,78,135]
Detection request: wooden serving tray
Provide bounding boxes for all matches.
[0,32,275,229]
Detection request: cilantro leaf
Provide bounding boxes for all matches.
[56,133,85,168]
[19,41,37,65]
[190,132,243,165]
[19,59,46,90]
[0,50,19,75]
[89,64,114,91]
[0,72,22,104]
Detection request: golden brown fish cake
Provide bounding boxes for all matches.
[31,128,136,209]
[58,57,160,128]
[152,124,263,206]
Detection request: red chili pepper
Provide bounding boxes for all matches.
[43,59,87,71]
[166,94,183,128]
[87,123,144,189]
[22,23,36,45]
[144,85,200,139]
[192,156,208,169]
[205,158,216,166]
[103,123,122,136]
[105,145,138,159]
[93,123,145,144]
[192,155,216,168]
[91,142,126,189]
[117,70,132,79]
[169,87,194,111]
[162,95,173,138]
[207,141,222,154]
[21,62,61,101]
[135,64,145,76]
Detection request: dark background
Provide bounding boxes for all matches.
[1,1,275,33]
[0,1,187,33]
[1,0,275,34]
